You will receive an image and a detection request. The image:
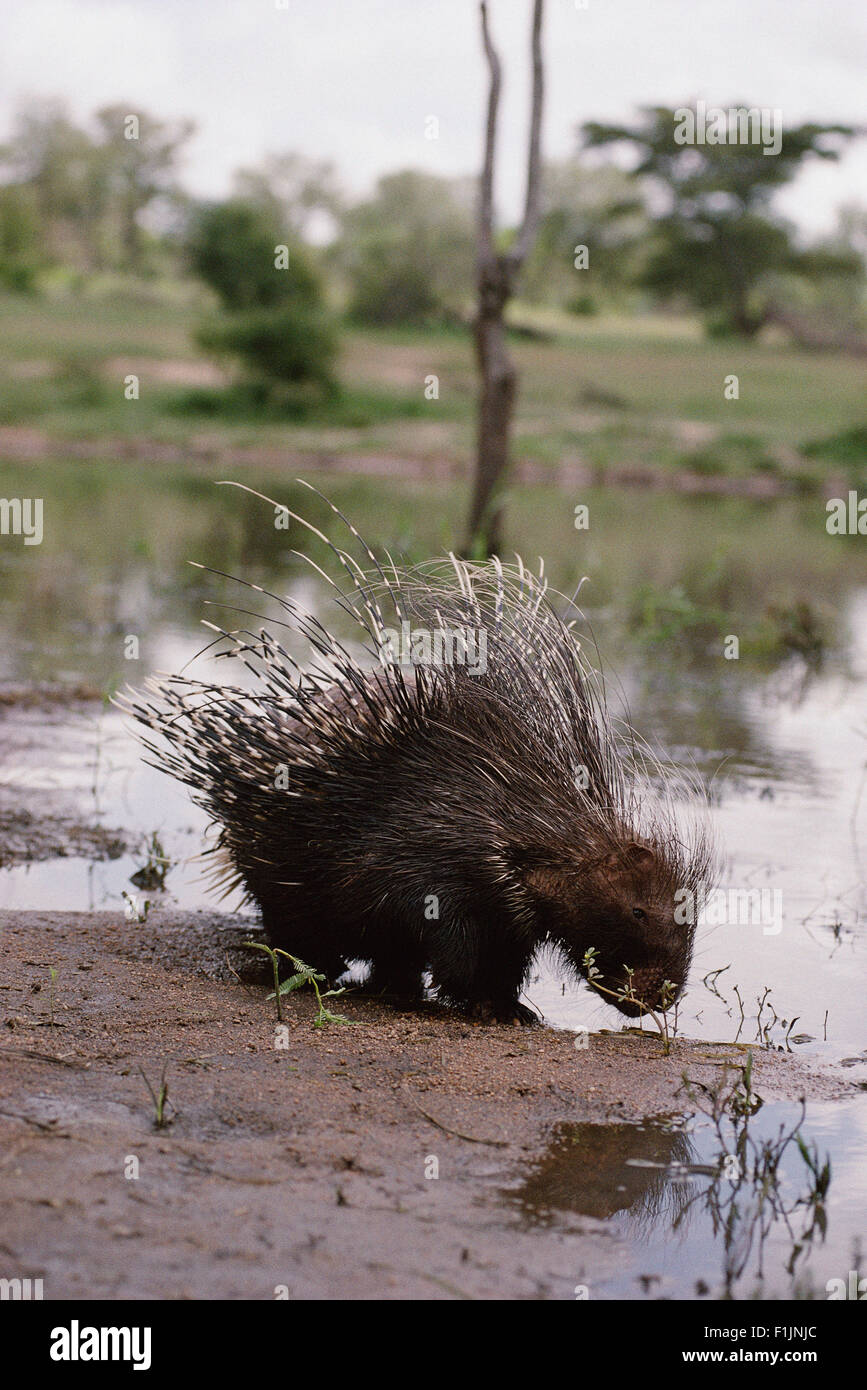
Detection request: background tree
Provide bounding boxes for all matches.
[232,152,343,241]
[0,100,194,275]
[581,106,858,338]
[0,183,44,290]
[187,197,337,396]
[468,0,545,556]
[521,159,647,313]
[0,102,102,270]
[761,209,867,353]
[336,170,475,326]
[92,105,195,274]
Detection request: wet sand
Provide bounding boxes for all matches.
[0,906,853,1300]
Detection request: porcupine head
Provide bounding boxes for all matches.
[508,828,700,1018]
[431,602,711,1019]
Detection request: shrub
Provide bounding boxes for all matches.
[196,305,336,393]
[187,197,337,393]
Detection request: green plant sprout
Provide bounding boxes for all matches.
[138,1064,172,1130]
[244,942,355,1028]
[582,946,678,1054]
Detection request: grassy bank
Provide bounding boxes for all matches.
[0,288,865,490]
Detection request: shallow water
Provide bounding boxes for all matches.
[510,1099,866,1299]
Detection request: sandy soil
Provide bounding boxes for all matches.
[0,905,852,1301]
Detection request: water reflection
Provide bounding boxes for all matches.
[508,1083,856,1299]
[510,1117,694,1230]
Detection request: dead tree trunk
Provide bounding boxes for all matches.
[466,0,544,556]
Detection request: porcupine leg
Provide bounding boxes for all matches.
[433,926,538,1025]
[257,903,348,986]
[365,948,426,1001]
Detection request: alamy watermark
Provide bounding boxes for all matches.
[0,497,43,545]
[826,491,867,535]
[379,621,488,675]
[673,102,782,157]
[1,1276,43,1299]
[49,1321,152,1370]
[826,1270,866,1299]
[675,886,783,936]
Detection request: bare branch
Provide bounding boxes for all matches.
[508,0,545,268]
[477,1,502,265]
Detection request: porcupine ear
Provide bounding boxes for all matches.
[624,843,656,871]
[602,842,656,881]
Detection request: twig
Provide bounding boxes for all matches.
[401,1083,508,1147]
[508,0,545,268]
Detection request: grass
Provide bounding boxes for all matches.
[138,1064,173,1130]
[1,286,865,487]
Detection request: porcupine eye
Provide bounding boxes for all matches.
[632,907,647,921]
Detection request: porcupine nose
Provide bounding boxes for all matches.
[618,965,679,1016]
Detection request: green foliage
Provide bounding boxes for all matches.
[195,304,336,392]
[138,1064,172,1130]
[187,198,337,392]
[0,355,111,423]
[680,432,778,476]
[522,159,648,308]
[0,184,45,291]
[582,946,677,1053]
[338,170,474,326]
[581,107,861,337]
[187,198,320,310]
[245,942,355,1028]
[629,581,727,647]
[0,100,194,276]
[91,105,195,274]
[269,951,354,1029]
[168,380,430,425]
[629,566,831,667]
[802,423,867,467]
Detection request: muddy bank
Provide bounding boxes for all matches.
[0,808,126,869]
[0,425,843,499]
[0,907,853,1300]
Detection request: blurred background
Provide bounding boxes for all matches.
[0,0,865,1051]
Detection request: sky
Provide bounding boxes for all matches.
[1,0,865,238]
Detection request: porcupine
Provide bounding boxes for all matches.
[118,481,715,1025]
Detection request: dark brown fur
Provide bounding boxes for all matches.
[119,487,715,1024]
